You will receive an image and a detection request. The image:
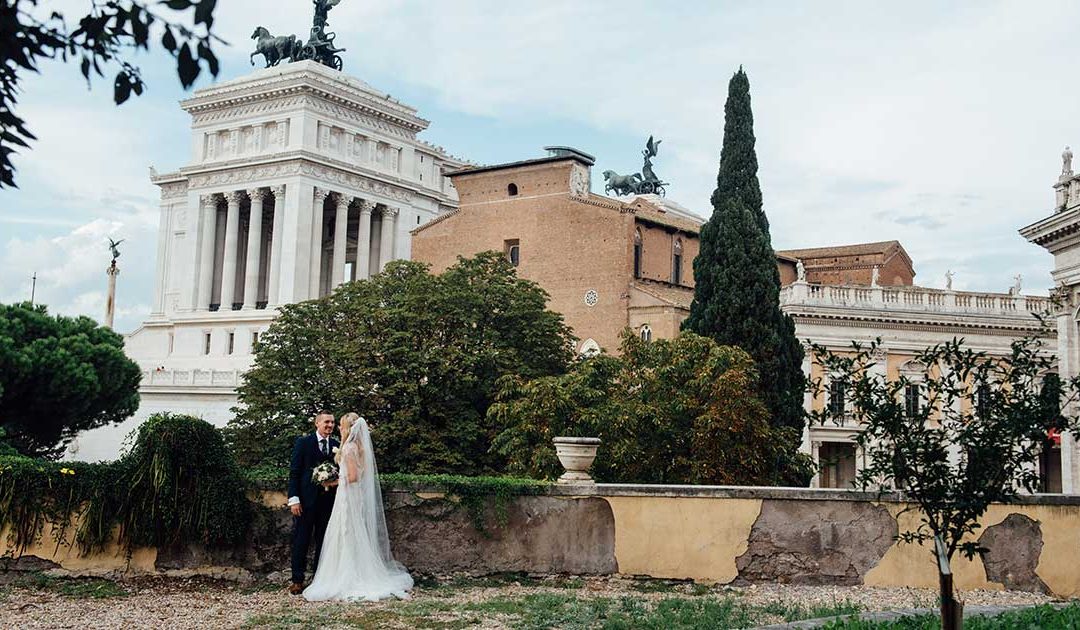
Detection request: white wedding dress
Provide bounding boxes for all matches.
[303,418,413,601]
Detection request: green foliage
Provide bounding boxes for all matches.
[0,302,142,458]
[0,427,17,456]
[821,603,1080,629]
[0,455,122,554]
[683,67,806,440]
[0,1,221,187]
[7,573,128,599]
[0,413,248,555]
[118,413,249,549]
[226,252,575,474]
[246,591,860,630]
[492,331,812,485]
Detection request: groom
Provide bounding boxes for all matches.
[287,410,338,594]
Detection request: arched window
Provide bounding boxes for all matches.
[579,338,601,357]
[633,229,643,279]
[672,238,683,284]
[507,183,518,196]
[639,324,652,342]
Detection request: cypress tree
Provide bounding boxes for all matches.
[683,68,805,436]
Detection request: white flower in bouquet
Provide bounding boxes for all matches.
[312,460,339,488]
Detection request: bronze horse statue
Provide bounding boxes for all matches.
[603,170,642,196]
[250,26,300,67]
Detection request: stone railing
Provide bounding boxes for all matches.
[781,282,1051,318]
[140,368,242,388]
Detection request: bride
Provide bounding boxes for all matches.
[304,412,413,601]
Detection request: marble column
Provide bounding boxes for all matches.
[356,200,374,280]
[267,185,286,307]
[243,188,266,309]
[196,194,219,311]
[309,187,330,298]
[378,206,398,271]
[219,191,244,310]
[331,193,351,288]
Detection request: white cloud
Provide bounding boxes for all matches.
[3,0,1075,336]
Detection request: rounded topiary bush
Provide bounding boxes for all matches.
[118,413,249,549]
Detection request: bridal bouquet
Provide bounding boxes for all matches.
[312,460,339,488]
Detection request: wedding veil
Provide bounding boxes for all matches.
[341,417,407,573]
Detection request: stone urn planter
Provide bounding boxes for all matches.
[552,437,601,485]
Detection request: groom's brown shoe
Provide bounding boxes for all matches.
[288,582,303,595]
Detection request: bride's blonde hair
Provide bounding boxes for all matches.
[336,412,360,463]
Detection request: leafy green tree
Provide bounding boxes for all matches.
[808,329,1079,628]
[226,252,575,474]
[0,302,141,458]
[1,0,222,187]
[491,331,812,485]
[683,67,805,439]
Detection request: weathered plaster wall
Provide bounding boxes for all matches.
[603,496,761,582]
[4,486,1079,598]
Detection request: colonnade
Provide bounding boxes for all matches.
[195,185,398,311]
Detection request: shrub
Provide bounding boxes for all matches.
[491,331,812,485]
[118,413,249,549]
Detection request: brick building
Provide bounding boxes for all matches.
[411,148,700,354]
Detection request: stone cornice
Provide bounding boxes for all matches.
[177,152,458,206]
[575,192,629,212]
[410,207,461,235]
[181,62,427,136]
[157,181,188,201]
[786,307,1050,336]
[1020,206,1080,250]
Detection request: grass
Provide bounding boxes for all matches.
[415,572,586,593]
[821,603,1080,629]
[4,573,128,599]
[241,590,862,629]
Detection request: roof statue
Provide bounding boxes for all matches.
[107,237,123,262]
[602,135,669,197]
[251,0,346,71]
[1064,145,1074,177]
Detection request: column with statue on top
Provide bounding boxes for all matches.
[104,237,123,329]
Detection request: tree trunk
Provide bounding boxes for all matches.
[936,536,964,629]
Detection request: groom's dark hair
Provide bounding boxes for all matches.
[314,409,334,418]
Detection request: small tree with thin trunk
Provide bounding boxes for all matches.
[808,323,1078,629]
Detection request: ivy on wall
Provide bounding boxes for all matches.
[2,443,549,557]
[0,413,250,556]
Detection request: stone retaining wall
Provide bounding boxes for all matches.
[4,485,1079,597]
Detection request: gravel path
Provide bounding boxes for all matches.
[0,575,1060,630]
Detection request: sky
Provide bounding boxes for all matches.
[2,0,1076,333]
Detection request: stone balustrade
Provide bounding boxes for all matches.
[142,368,241,388]
[781,282,1050,317]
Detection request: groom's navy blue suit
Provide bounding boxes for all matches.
[288,432,338,585]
